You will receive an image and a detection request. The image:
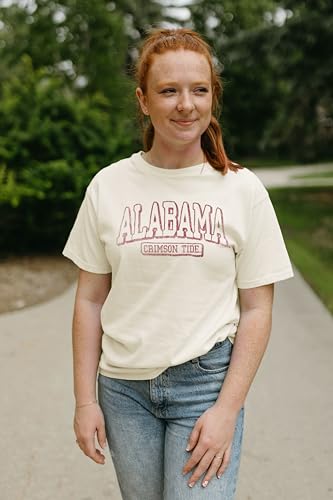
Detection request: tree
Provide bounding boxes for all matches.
[0,53,135,252]
[0,0,171,252]
[262,0,333,160]
[186,0,333,161]
[186,0,281,158]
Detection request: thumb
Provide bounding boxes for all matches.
[186,421,201,451]
[97,423,107,449]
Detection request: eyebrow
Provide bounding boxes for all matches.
[156,81,211,87]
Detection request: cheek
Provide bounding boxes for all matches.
[201,109,212,133]
[151,100,173,116]
[199,97,213,116]
[202,103,212,123]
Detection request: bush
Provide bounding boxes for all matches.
[0,55,138,253]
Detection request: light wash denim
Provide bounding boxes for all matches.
[98,338,244,500]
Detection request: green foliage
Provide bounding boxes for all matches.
[269,187,333,312]
[0,166,35,207]
[262,5,333,161]
[185,0,283,158]
[187,0,333,162]
[189,0,276,37]
[1,1,129,94]
[0,159,85,252]
[0,52,136,173]
[0,54,137,252]
[0,0,169,253]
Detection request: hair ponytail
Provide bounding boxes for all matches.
[201,116,241,174]
[143,121,154,151]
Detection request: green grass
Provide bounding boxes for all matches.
[269,187,333,314]
[239,158,333,169]
[239,158,296,168]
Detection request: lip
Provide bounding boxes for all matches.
[172,119,197,126]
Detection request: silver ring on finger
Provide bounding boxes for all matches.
[214,454,223,460]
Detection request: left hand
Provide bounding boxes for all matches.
[182,403,238,488]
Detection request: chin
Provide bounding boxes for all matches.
[167,136,197,147]
[171,129,201,142]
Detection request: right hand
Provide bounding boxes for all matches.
[74,403,107,464]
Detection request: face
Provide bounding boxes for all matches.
[136,49,213,149]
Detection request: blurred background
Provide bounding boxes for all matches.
[0,2,332,499]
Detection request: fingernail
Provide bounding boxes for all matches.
[186,444,191,451]
[202,480,208,488]
[188,482,194,488]
[102,442,106,449]
[217,474,221,479]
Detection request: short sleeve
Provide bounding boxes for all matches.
[236,194,293,288]
[62,186,112,274]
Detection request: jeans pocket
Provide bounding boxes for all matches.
[195,337,233,373]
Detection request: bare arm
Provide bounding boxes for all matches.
[72,269,111,464]
[183,283,274,487]
[72,269,111,404]
[215,283,274,413]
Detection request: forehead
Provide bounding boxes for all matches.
[147,49,211,85]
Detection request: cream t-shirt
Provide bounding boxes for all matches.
[63,151,293,380]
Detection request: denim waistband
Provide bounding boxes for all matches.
[190,338,228,364]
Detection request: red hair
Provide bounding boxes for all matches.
[135,28,242,174]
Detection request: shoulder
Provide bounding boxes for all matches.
[86,152,140,196]
[221,166,268,205]
[224,165,264,186]
[92,152,137,184]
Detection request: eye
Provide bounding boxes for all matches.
[194,87,209,94]
[160,88,176,95]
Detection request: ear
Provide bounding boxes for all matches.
[136,87,149,116]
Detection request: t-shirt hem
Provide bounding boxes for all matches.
[237,267,294,289]
[98,326,238,380]
[62,248,111,274]
[98,366,166,381]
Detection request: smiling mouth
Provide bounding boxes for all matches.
[172,120,196,126]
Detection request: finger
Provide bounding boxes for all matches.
[94,448,106,464]
[217,446,231,478]
[187,450,215,488]
[97,423,107,450]
[88,445,105,465]
[201,453,225,488]
[87,435,106,465]
[81,435,106,465]
[186,422,201,452]
[182,443,207,475]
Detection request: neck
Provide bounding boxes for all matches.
[145,140,205,169]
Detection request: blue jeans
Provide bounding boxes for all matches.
[98,338,244,500]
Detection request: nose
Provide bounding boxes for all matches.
[177,91,195,112]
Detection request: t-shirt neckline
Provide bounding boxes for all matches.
[133,151,210,177]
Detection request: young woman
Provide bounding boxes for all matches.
[63,28,293,499]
